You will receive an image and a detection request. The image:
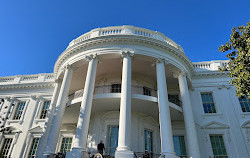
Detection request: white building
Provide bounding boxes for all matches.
[0,26,249,158]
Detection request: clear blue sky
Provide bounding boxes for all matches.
[0,0,249,77]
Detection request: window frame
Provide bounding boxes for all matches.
[9,99,29,122]
[27,137,40,158]
[57,132,75,154]
[172,135,187,158]
[111,84,121,93]
[39,100,51,119]
[238,95,250,113]
[209,135,228,158]
[200,92,217,114]
[143,86,152,96]
[0,135,14,158]
[144,128,153,154]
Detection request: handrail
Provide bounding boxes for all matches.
[68,85,182,107]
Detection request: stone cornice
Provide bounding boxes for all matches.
[0,82,55,90]
[54,35,195,78]
[193,71,230,79]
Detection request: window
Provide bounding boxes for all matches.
[60,137,72,154]
[201,93,216,113]
[210,135,227,158]
[144,129,153,154]
[111,84,121,93]
[107,125,119,157]
[13,101,26,120]
[1,138,13,158]
[40,101,51,119]
[28,138,40,158]
[173,136,187,158]
[143,87,152,96]
[238,95,250,112]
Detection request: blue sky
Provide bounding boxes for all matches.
[0,0,250,77]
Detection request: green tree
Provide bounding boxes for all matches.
[219,21,250,99]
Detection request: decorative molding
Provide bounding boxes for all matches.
[85,53,98,61]
[53,36,195,78]
[201,121,229,129]
[217,84,231,89]
[0,82,55,90]
[121,51,134,58]
[28,126,43,133]
[173,71,187,79]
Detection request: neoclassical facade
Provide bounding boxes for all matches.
[0,26,249,158]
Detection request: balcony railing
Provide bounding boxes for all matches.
[67,26,184,53]
[68,85,182,107]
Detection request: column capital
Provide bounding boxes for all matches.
[153,58,169,66]
[173,71,187,78]
[63,64,74,71]
[85,54,98,61]
[121,51,134,58]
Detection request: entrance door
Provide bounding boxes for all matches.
[106,125,119,157]
[144,129,153,153]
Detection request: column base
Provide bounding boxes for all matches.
[161,152,179,158]
[65,148,89,158]
[115,149,134,158]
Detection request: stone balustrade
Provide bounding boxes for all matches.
[193,60,229,71]
[68,85,182,107]
[67,26,184,52]
[0,73,54,85]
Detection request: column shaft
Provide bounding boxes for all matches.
[44,66,73,155]
[66,55,97,158]
[178,73,200,158]
[115,51,133,158]
[156,60,176,157]
[37,80,62,157]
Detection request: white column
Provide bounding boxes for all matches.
[43,65,73,155]
[176,72,200,158]
[66,54,98,158]
[37,79,62,158]
[115,51,134,158]
[156,59,177,158]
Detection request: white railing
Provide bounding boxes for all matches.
[67,26,184,52]
[0,73,54,84]
[0,77,15,82]
[68,85,182,107]
[193,60,229,71]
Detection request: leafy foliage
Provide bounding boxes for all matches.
[219,21,250,99]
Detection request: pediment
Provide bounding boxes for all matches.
[4,126,21,133]
[28,126,43,133]
[201,121,229,129]
[241,121,250,128]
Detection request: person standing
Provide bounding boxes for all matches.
[97,140,105,156]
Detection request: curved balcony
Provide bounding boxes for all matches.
[68,85,182,108]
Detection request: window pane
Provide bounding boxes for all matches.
[210,135,227,157]
[144,130,153,153]
[1,138,13,158]
[238,95,250,112]
[111,84,121,93]
[173,136,187,157]
[60,137,72,154]
[201,93,216,113]
[40,101,51,119]
[143,87,152,96]
[107,125,119,157]
[28,138,40,158]
[13,102,26,120]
